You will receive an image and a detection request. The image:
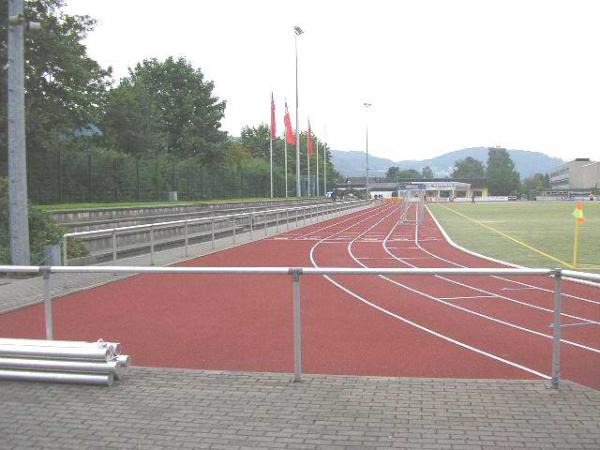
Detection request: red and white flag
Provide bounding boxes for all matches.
[270,93,276,139]
[307,120,314,156]
[284,102,295,145]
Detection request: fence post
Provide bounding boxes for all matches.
[276,211,279,233]
[184,221,189,257]
[551,268,563,389]
[211,216,215,249]
[112,229,117,263]
[250,212,254,239]
[41,268,53,340]
[286,209,290,230]
[290,268,303,382]
[150,225,155,265]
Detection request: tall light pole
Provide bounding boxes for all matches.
[323,126,327,195]
[362,102,372,199]
[294,26,303,197]
[7,0,31,264]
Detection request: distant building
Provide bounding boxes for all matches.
[336,177,488,199]
[547,158,600,195]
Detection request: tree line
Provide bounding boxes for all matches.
[0,0,338,203]
[384,147,549,198]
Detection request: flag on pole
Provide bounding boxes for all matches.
[284,102,295,145]
[270,93,276,139]
[307,120,314,156]
[572,201,585,224]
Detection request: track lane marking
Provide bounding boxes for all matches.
[309,204,551,380]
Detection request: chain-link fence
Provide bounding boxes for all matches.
[8,150,303,204]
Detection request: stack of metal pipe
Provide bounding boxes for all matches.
[0,338,130,386]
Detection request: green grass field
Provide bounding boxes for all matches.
[37,197,313,211]
[428,201,600,272]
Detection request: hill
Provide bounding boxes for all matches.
[331,147,564,179]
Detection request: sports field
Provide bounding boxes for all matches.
[429,201,600,271]
[1,202,599,389]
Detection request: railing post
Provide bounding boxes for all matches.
[290,268,303,382]
[250,212,254,240]
[286,209,290,230]
[184,220,189,257]
[112,229,117,263]
[295,208,299,227]
[150,225,155,265]
[41,267,53,340]
[211,217,215,250]
[276,211,279,233]
[264,212,268,236]
[551,268,563,389]
[62,237,68,266]
[232,216,236,244]
[303,206,307,225]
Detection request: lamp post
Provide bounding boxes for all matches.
[294,26,303,197]
[362,102,372,199]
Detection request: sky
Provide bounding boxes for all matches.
[64,0,600,162]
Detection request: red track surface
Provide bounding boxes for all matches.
[1,203,599,388]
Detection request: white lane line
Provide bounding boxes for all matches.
[309,204,550,380]
[439,295,497,300]
[380,212,600,354]
[423,210,600,306]
[412,219,600,325]
[292,205,386,240]
[501,287,538,291]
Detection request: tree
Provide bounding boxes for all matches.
[421,166,434,178]
[240,125,271,160]
[486,147,520,195]
[451,157,485,179]
[0,0,112,161]
[115,57,227,161]
[520,173,549,199]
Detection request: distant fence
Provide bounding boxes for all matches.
[0,149,328,204]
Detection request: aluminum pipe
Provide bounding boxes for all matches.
[0,344,111,361]
[0,357,121,375]
[0,369,113,385]
[0,338,121,356]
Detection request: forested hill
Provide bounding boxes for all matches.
[331,147,564,178]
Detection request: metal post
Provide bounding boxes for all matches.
[294,27,303,197]
[291,269,302,382]
[211,217,215,249]
[264,212,268,236]
[295,208,299,227]
[303,207,307,225]
[232,216,236,244]
[276,211,279,233]
[7,0,31,265]
[42,269,53,340]
[184,221,189,257]
[286,209,290,229]
[150,225,155,265]
[551,269,562,389]
[112,230,117,262]
[62,237,68,266]
[250,212,254,240]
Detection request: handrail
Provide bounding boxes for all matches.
[64,199,362,238]
[61,199,370,265]
[1,264,596,388]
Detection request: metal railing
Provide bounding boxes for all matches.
[62,199,370,265]
[1,265,597,387]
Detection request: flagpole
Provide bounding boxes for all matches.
[269,134,273,198]
[284,140,288,198]
[316,138,319,197]
[323,126,327,195]
[572,220,580,269]
[307,131,311,197]
[294,27,303,197]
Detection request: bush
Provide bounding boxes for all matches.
[0,178,88,264]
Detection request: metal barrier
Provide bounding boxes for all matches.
[62,199,370,265]
[1,265,596,388]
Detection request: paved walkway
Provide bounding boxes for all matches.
[1,368,599,449]
[0,205,368,314]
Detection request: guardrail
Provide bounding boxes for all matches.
[62,199,370,265]
[1,265,595,388]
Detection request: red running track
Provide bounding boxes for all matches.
[1,203,599,389]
